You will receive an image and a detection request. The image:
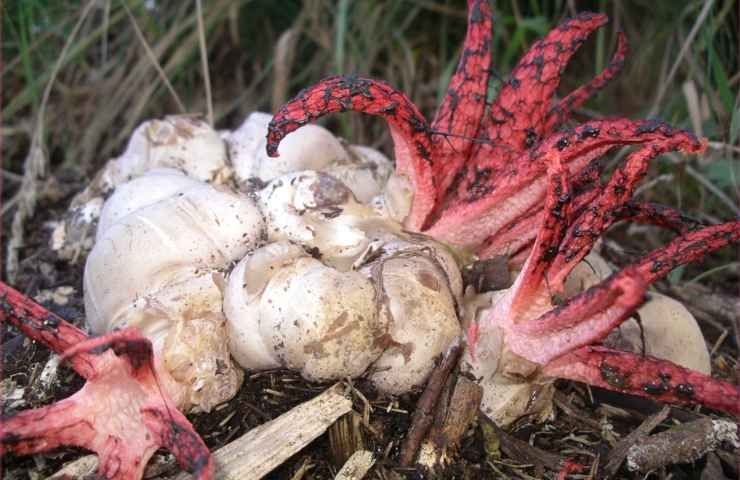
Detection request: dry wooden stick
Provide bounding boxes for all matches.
[399,340,462,466]
[626,417,739,473]
[334,450,375,480]
[603,405,670,477]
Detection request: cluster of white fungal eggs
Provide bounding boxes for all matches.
[68,114,710,427]
[78,114,460,412]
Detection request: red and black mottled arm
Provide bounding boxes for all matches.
[544,32,628,131]
[544,346,740,417]
[267,75,438,230]
[431,0,492,195]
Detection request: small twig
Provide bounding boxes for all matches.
[708,141,740,155]
[603,405,670,477]
[1,169,23,183]
[626,418,739,472]
[666,152,740,216]
[417,376,482,470]
[553,392,603,431]
[195,0,214,126]
[334,450,375,480]
[399,340,462,466]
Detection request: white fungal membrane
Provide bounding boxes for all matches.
[225,241,387,381]
[106,116,229,185]
[84,169,265,412]
[84,116,462,407]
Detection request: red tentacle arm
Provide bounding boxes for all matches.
[543,347,740,416]
[431,0,492,195]
[510,153,572,313]
[0,283,95,378]
[497,221,739,366]
[633,220,740,284]
[266,75,437,230]
[544,31,628,131]
[0,282,213,480]
[506,270,647,364]
[478,162,602,260]
[548,135,706,286]
[429,119,701,252]
[479,12,608,162]
[612,201,705,233]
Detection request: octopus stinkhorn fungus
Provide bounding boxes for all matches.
[266,0,740,421]
[0,284,213,480]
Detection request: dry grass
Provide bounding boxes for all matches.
[4,0,737,277]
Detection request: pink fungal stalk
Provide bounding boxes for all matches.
[267,0,740,417]
[0,283,213,480]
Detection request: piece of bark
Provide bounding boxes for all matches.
[417,376,482,469]
[626,418,739,472]
[399,341,462,466]
[715,449,740,478]
[603,405,670,477]
[174,385,352,480]
[334,450,375,480]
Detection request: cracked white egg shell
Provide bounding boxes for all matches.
[102,115,229,188]
[228,113,348,182]
[565,253,711,374]
[372,173,414,223]
[365,250,462,394]
[96,168,202,238]
[606,292,711,374]
[324,145,393,203]
[258,171,381,270]
[460,289,555,427]
[225,241,387,381]
[227,112,392,202]
[85,179,264,335]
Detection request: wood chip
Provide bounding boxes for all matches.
[417,376,482,470]
[626,418,739,473]
[334,450,375,480]
[174,384,352,480]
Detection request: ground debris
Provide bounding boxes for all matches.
[603,405,670,477]
[626,417,739,472]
